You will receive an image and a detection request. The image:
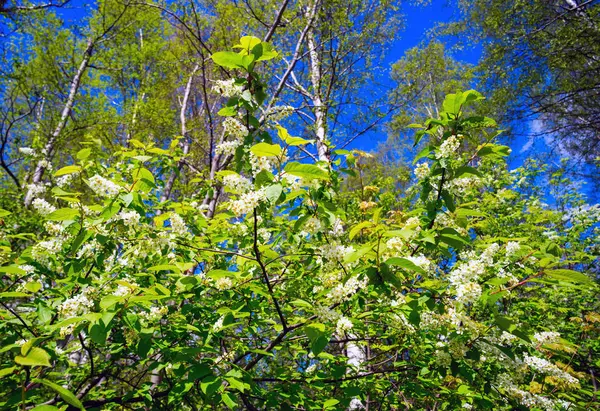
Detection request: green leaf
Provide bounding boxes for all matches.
[0,292,30,298]
[200,375,221,396]
[455,208,486,218]
[545,269,592,284]
[76,148,91,160]
[0,208,10,217]
[211,51,245,69]
[250,142,282,157]
[454,166,482,178]
[132,167,155,193]
[284,162,328,181]
[34,378,84,410]
[0,265,26,275]
[441,190,456,212]
[31,406,60,411]
[47,208,79,221]
[233,36,262,51]
[277,125,312,146]
[15,347,51,367]
[323,399,340,408]
[54,165,81,177]
[222,392,237,409]
[385,257,426,274]
[442,91,464,115]
[265,184,283,203]
[0,366,16,378]
[253,42,278,61]
[148,264,181,274]
[349,221,373,240]
[305,323,330,355]
[217,106,238,117]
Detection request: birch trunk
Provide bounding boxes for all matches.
[24,38,94,206]
[306,17,330,162]
[160,64,199,203]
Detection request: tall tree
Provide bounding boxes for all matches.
[444,0,600,173]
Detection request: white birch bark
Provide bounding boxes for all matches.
[24,38,94,206]
[160,64,199,203]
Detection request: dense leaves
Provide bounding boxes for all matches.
[0,36,598,411]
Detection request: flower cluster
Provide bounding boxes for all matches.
[19,147,35,156]
[117,210,141,227]
[327,275,368,303]
[533,331,560,346]
[222,173,252,194]
[169,213,188,236]
[88,174,122,197]
[215,140,242,157]
[230,188,267,216]
[60,289,94,317]
[222,117,248,140]
[27,183,47,198]
[449,243,499,304]
[414,162,430,180]
[249,153,274,177]
[32,198,56,216]
[212,79,244,98]
[336,316,353,334]
[436,135,460,159]
[523,354,578,384]
[264,105,295,122]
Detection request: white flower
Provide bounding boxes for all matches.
[258,227,271,243]
[19,147,35,156]
[230,188,267,216]
[222,173,252,194]
[118,210,141,227]
[215,140,242,157]
[141,306,168,323]
[56,173,77,188]
[523,354,578,384]
[222,117,248,140]
[264,105,295,122]
[249,153,274,177]
[27,183,47,198]
[327,275,367,303]
[533,331,560,346]
[414,162,430,180]
[19,265,35,275]
[305,363,318,374]
[215,277,233,290]
[505,241,521,256]
[169,213,187,236]
[455,281,482,304]
[44,222,64,235]
[405,254,432,273]
[436,135,460,159]
[88,174,121,197]
[113,285,131,297]
[329,218,344,237]
[60,290,94,317]
[315,306,340,322]
[336,316,353,334]
[212,79,244,98]
[213,315,225,331]
[32,198,56,216]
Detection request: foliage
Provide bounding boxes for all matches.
[0,37,598,411]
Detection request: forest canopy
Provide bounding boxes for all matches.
[0,1,598,410]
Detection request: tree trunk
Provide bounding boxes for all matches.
[306,15,330,162]
[160,64,199,203]
[24,38,94,206]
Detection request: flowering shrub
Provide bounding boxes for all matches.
[0,37,598,410]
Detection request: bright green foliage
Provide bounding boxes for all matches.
[0,37,598,411]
